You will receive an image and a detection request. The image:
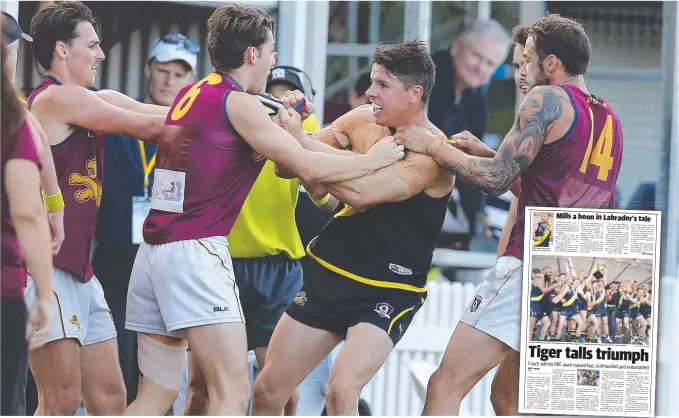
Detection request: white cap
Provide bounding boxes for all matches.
[149,37,198,72]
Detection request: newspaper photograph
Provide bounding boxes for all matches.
[518,207,662,417]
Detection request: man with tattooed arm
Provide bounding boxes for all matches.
[394,15,623,415]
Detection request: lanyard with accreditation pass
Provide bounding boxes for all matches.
[132,140,156,244]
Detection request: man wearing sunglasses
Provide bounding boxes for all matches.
[92,33,198,408]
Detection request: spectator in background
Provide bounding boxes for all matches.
[348,72,371,110]
[429,20,512,244]
[91,33,198,407]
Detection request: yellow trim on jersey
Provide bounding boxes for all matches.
[388,307,414,335]
[227,114,321,259]
[306,241,428,293]
[534,226,551,246]
[562,292,578,307]
[530,293,544,302]
[631,301,640,308]
[618,293,625,307]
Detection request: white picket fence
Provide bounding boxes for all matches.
[360,278,498,416]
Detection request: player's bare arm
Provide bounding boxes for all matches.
[95,89,169,115]
[397,128,522,196]
[278,90,357,154]
[397,86,570,197]
[30,85,166,144]
[284,105,371,157]
[303,180,341,212]
[272,105,368,178]
[323,152,447,208]
[537,278,561,294]
[227,92,404,183]
[25,112,65,255]
[272,127,360,179]
[552,285,569,303]
[24,112,57,191]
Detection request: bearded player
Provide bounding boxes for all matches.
[395,15,623,414]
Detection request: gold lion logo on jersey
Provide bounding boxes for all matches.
[69,159,102,206]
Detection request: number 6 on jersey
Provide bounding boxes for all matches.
[171,73,223,121]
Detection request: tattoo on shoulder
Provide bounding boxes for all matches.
[513,86,565,164]
[441,86,567,196]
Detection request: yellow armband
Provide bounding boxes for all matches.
[311,193,330,208]
[42,189,65,212]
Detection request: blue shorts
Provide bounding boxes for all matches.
[561,308,578,320]
[530,301,547,318]
[617,308,630,319]
[577,299,587,311]
[233,254,303,351]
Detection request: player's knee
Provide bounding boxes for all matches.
[85,377,126,415]
[223,374,250,406]
[42,384,82,416]
[96,378,127,415]
[185,378,209,415]
[326,376,362,411]
[252,373,287,411]
[426,367,464,402]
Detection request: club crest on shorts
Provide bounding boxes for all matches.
[251,151,265,162]
[293,291,307,307]
[470,295,482,312]
[70,315,81,331]
[374,302,394,319]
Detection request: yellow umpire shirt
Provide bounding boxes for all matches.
[227,113,322,259]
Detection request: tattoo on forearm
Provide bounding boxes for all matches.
[443,86,565,196]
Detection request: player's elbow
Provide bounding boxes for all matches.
[274,164,297,179]
[10,200,45,227]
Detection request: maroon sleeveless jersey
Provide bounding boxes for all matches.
[28,76,106,282]
[143,72,266,244]
[505,85,623,260]
[1,119,42,297]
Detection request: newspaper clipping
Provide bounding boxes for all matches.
[518,207,661,417]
